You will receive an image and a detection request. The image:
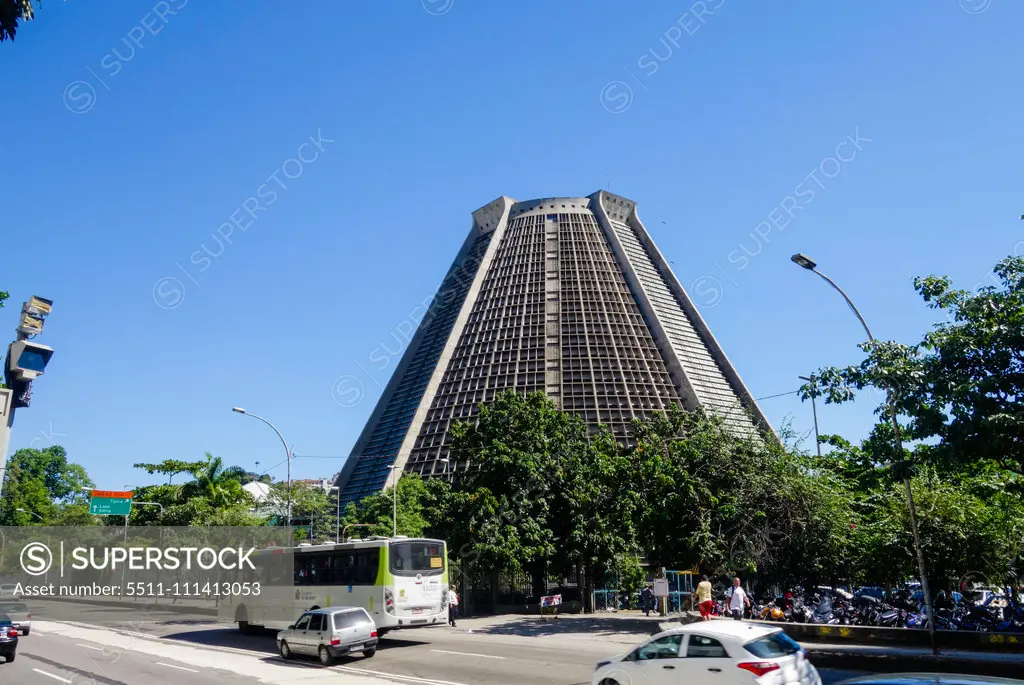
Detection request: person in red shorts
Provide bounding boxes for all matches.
[695,574,714,620]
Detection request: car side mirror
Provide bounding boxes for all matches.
[288,625,295,630]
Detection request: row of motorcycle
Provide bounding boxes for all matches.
[712,587,1024,632]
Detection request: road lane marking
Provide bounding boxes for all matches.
[76,644,104,651]
[32,669,72,683]
[431,649,506,659]
[335,664,469,685]
[156,662,199,672]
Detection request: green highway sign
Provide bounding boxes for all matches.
[88,490,133,516]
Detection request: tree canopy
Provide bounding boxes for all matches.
[0,0,39,42]
[811,255,1024,478]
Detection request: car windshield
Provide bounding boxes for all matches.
[0,604,26,613]
[389,541,444,576]
[744,631,802,658]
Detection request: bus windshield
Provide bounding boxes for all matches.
[389,541,444,576]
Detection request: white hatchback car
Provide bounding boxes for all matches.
[593,621,821,685]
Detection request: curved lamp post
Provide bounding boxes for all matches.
[233,407,293,528]
[791,253,936,651]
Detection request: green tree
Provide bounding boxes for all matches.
[342,473,436,540]
[812,255,1024,478]
[858,470,1022,589]
[447,391,578,598]
[0,445,93,524]
[0,0,40,41]
[132,458,206,484]
[269,481,335,541]
[181,452,249,508]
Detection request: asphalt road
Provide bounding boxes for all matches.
[8,599,868,685]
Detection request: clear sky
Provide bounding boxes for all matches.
[2,0,1021,490]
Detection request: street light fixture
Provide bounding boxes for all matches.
[798,375,822,458]
[791,252,937,650]
[790,253,817,270]
[330,485,340,543]
[15,508,42,522]
[387,465,401,538]
[233,407,294,528]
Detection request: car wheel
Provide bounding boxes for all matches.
[318,645,334,666]
[363,648,376,658]
[598,679,618,685]
[279,641,293,660]
[6,653,15,663]
[21,629,29,636]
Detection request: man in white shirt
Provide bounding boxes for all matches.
[448,585,460,627]
[728,577,751,620]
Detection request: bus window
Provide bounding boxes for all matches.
[390,541,444,576]
[353,549,380,585]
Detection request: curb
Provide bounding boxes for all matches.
[38,596,218,616]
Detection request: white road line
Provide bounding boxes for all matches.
[335,664,469,685]
[32,669,72,684]
[76,644,104,651]
[431,649,506,660]
[156,662,199,673]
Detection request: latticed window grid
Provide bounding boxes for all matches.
[406,213,548,473]
[608,218,758,438]
[339,230,494,505]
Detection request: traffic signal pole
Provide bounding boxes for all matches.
[0,393,14,501]
[0,296,55,502]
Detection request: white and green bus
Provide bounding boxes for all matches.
[219,536,449,634]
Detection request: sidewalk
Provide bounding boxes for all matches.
[39,594,218,616]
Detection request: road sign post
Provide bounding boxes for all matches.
[88,490,133,516]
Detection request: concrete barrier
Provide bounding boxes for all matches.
[767,620,1024,653]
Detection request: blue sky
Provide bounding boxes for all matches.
[2,0,1021,490]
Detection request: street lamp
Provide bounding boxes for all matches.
[330,485,341,544]
[233,407,294,528]
[798,375,823,458]
[791,253,937,649]
[17,508,50,583]
[15,508,42,522]
[387,465,401,537]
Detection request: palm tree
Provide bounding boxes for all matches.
[185,453,247,508]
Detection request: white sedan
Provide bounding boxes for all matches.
[593,621,821,685]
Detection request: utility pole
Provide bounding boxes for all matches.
[799,375,823,457]
[0,296,55,501]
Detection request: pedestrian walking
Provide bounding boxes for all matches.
[727,576,751,620]
[696,574,714,621]
[448,585,459,627]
